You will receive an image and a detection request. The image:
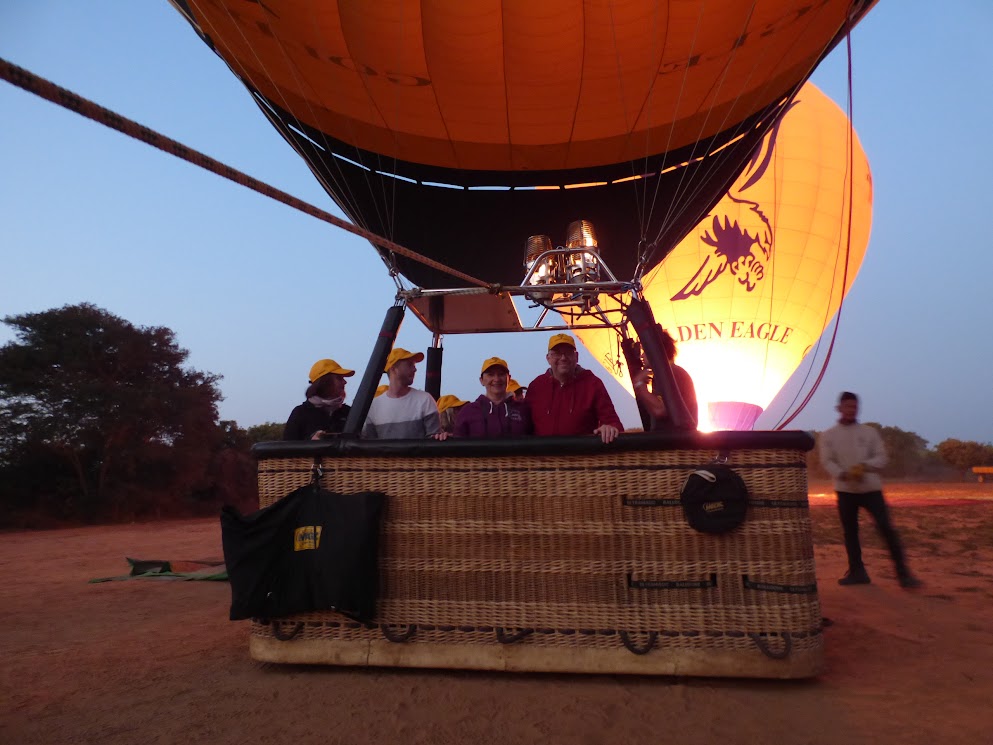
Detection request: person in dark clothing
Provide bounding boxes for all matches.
[630,328,698,430]
[282,358,354,440]
[454,357,532,438]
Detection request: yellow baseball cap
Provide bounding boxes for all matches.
[507,378,525,393]
[374,384,389,397]
[309,359,355,383]
[480,356,509,374]
[547,333,576,351]
[384,347,425,372]
[436,394,468,414]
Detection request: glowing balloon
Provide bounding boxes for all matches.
[572,82,873,430]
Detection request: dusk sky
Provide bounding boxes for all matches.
[2,2,991,447]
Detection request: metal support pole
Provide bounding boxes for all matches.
[626,297,694,430]
[621,337,652,432]
[344,304,406,435]
[425,332,443,400]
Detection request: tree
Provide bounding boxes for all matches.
[200,420,258,515]
[865,423,930,479]
[245,421,284,444]
[935,439,993,472]
[0,303,223,522]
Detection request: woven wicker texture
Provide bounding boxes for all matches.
[253,445,822,677]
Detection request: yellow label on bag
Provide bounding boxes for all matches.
[293,525,322,551]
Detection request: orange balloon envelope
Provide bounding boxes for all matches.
[172,1,876,288]
[572,82,873,430]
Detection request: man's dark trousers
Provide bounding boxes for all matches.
[836,490,910,577]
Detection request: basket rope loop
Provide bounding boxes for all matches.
[495,628,534,644]
[620,631,658,655]
[271,620,304,641]
[749,632,793,660]
[381,624,417,643]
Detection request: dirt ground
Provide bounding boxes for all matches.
[3,483,993,745]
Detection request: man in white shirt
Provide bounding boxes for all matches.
[818,392,922,589]
[362,348,442,439]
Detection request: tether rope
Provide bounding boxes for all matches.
[0,56,491,290]
[774,25,858,430]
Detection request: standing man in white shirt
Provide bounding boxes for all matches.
[362,348,443,439]
[818,392,922,589]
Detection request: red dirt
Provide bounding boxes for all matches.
[3,484,993,744]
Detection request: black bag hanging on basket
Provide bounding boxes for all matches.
[679,464,748,534]
[221,483,386,623]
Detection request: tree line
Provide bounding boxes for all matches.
[2,304,990,528]
[0,304,275,528]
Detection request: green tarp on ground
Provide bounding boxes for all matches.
[89,557,227,583]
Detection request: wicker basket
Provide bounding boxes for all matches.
[250,432,822,678]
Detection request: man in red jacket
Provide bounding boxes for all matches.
[527,334,623,443]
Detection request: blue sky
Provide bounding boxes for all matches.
[1,1,991,446]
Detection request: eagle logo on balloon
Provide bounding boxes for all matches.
[670,102,797,302]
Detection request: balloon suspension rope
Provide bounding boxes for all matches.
[775,28,857,429]
[0,57,492,291]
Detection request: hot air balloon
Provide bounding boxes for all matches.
[164,0,877,428]
[0,0,882,680]
[152,1,881,678]
[572,81,872,431]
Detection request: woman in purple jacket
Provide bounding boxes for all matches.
[453,357,533,438]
